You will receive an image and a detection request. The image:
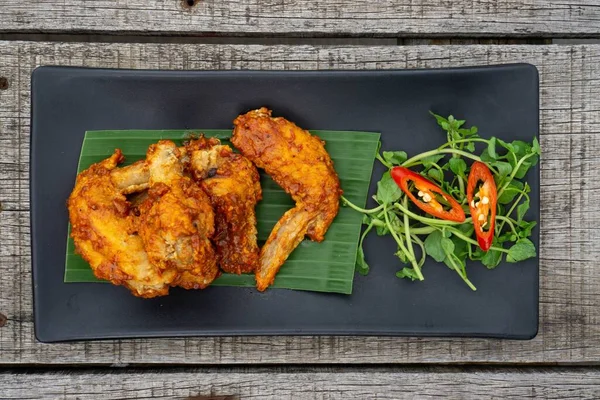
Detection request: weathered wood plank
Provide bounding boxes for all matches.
[0,1,599,37]
[1,42,600,365]
[2,367,600,399]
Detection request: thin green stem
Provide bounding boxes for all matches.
[410,226,437,235]
[410,233,427,267]
[495,188,528,234]
[341,196,384,214]
[402,196,417,271]
[393,202,471,226]
[359,222,374,247]
[384,204,423,280]
[372,217,435,236]
[431,162,445,176]
[446,227,510,254]
[495,215,519,238]
[497,153,537,198]
[384,205,405,250]
[370,219,385,228]
[375,153,392,168]
[457,175,465,197]
[506,190,529,221]
[445,251,477,291]
[403,149,481,168]
[356,222,375,274]
[439,138,490,149]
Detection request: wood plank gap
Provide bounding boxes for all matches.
[4,366,600,399]
[2,365,600,373]
[0,33,556,46]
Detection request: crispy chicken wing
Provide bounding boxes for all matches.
[185,137,262,274]
[110,159,149,194]
[138,140,220,289]
[68,150,177,298]
[232,107,342,291]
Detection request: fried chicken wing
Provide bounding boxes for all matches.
[185,137,262,274]
[138,140,220,289]
[68,150,177,298]
[110,159,149,194]
[232,107,342,291]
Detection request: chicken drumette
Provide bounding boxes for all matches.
[232,108,342,291]
[137,140,220,289]
[185,137,262,274]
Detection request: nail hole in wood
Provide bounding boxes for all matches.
[182,0,198,8]
[0,77,8,90]
[0,312,7,328]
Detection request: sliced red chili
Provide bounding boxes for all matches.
[467,161,497,251]
[391,167,466,222]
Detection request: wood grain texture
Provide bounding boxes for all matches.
[2,367,600,399]
[1,42,600,365]
[1,1,599,37]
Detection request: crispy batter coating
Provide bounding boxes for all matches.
[68,150,177,298]
[138,140,220,289]
[232,107,342,291]
[185,137,262,274]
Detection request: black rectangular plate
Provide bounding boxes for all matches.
[31,65,539,342]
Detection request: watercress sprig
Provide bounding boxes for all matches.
[342,112,540,290]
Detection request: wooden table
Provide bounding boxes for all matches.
[1,1,600,398]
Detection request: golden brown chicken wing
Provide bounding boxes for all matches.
[68,150,177,298]
[185,136,262,274]
[110,159,149,194]
[137,140,220,289]
[232,107,342,291]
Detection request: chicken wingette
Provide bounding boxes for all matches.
[185,137,262,274]
[137,140,220,289]
[232,108,342,291]
[68,150,177,298]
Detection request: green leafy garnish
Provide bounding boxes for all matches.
[376,171,402,204]
[383,151,408,166]
[342,112,538,291]
[396,267,421,281]
[481,246,503,269]
[507,239,537,262]
[449,158,467,177]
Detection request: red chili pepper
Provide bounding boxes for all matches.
[467,162,497,251]
[391,167,466,223]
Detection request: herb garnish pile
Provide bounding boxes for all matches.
[342,112,540,290]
